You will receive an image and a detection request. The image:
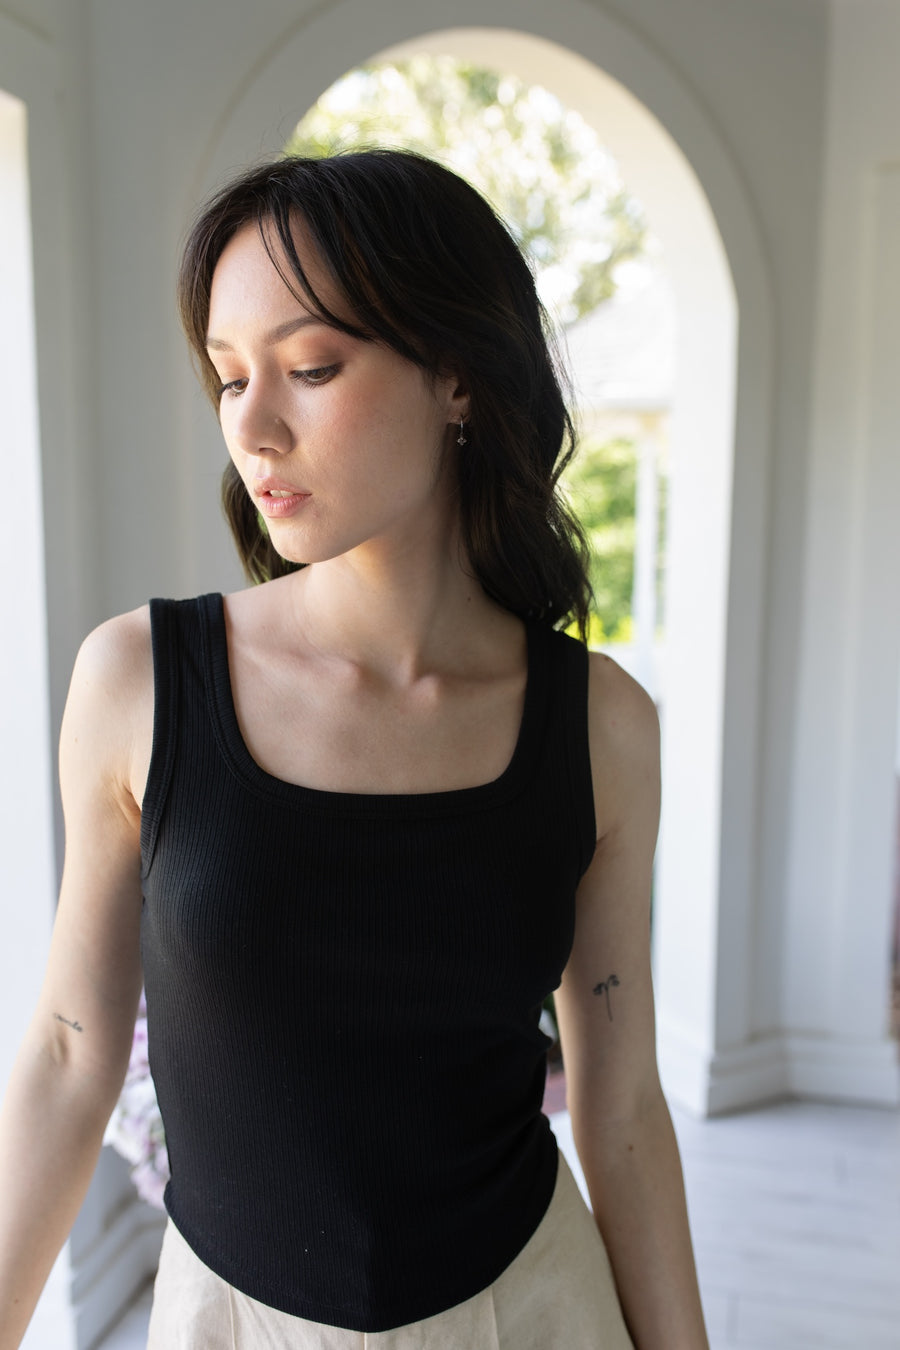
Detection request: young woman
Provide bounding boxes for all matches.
[0,151,708,1349]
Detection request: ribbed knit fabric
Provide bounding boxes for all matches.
[140,593,596,1333]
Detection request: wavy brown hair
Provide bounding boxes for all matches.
[178,149,591,634]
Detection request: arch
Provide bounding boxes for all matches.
[190,0,776,1116]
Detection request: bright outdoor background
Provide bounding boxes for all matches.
[288,55,671,661]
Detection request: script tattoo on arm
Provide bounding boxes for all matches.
[592,974,620,1021]
[54,1014,84,1033]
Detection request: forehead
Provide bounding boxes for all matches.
[208,218,343,329]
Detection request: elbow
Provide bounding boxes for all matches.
[25,1018,131,1123]
[567,1066,668,1146]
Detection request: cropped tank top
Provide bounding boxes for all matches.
[140,593,596,1332]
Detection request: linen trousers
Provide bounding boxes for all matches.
[146,1153,634,1349]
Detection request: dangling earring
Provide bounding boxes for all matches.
[457,418,467,447]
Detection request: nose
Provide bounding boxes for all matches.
[225,380,294,459]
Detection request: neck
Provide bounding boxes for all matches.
[286,525,511,683]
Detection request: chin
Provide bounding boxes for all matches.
[268,534,346,568]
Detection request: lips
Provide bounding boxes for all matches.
[254,477,311,519]
[254,475,308,496]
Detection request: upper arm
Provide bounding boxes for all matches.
[30,607,153,1093]
[554,652,662,1131]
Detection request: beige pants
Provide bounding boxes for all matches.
[147,1154,634,1348]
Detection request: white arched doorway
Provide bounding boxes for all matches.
[191,2,774,1117]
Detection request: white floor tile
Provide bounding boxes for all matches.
[733,1290,900,1349]
[556,1098,900,1350]
[95,1284,152,1350]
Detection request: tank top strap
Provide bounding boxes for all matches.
[141,598,179,876]
[141,594,221,877]
[196,589,231,726]
[540,628,597,878]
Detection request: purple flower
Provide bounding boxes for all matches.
[103,992,169,1210]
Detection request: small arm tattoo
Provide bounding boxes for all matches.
[54,1014,83,1033]
[592,974,620,1021]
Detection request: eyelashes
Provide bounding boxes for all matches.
[217,365,340,400]
[292,365,339,386]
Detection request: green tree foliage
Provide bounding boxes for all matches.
[286,55,647,324]
[563,437,637,644]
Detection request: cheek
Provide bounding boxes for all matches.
[217,400,240,447]
[365,381,448,455]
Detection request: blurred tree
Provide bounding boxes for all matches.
[286,55,648,324]
[563,437,637,643]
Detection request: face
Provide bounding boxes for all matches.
[205,221,467,569]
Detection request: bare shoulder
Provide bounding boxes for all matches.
[586,651,660,839]
[73,604,152,681]
[587,650,659,747]
[62,605,154,810]
[67,605,153,738]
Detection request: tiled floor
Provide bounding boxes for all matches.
[96,1289,153,1350]
[98,1099,900,1350]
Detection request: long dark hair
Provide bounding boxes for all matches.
[178,149,591,634]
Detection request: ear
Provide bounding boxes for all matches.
[444,375,470,426]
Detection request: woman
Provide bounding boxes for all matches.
[0,151,708,1348]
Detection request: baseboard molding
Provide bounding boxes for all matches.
[72,1195,165,1350]
[783,1030,900,1104]
[658,1025,900,1117]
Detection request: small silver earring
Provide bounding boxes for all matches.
[457,418,467,447]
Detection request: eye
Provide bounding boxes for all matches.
[218,378,248,399]
[292,364,339,386]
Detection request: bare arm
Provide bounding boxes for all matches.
[0,610,151,1348]
[554,654,708,1350]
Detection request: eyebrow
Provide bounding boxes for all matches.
[206,315,332,352]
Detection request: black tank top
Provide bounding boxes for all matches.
[140,593,595,1332]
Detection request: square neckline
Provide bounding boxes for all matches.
[198,592,549,817]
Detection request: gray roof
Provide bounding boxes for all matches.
[562,270,676,412]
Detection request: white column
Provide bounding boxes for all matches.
[632,416,661,695]
[0,87,76,1350]
[819,166,900,1094]
[780,164,900,1107]
[652,255,739,1115]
